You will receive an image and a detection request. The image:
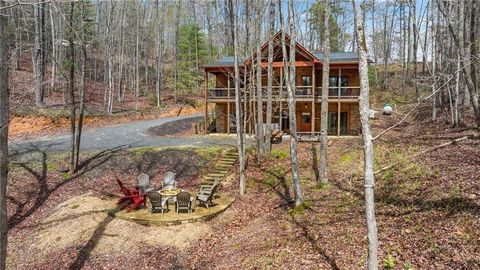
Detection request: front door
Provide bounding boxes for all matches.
[300,112,312,132]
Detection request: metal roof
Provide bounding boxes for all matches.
[201,56,246,68]
[312,51,359,62]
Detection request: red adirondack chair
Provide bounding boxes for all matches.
[115,178,144,212]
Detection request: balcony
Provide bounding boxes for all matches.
[207,86,360,101]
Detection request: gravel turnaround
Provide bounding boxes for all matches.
[10,114,238,155]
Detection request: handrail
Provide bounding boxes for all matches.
[207,86,360,99]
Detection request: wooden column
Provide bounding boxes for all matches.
[311,64,315,133]
[337,68,341,136]
[204,72,208,134]
[279,67,283,131]
[227,78,230,134]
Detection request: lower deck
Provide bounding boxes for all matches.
[210,100,360,136]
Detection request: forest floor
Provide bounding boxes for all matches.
[6,101,479,269]
[9,59,206,141]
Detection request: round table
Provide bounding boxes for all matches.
[158,188,181,203]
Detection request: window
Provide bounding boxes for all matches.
[329,76,348,87]
[328,112,348,135]
[302,76,312,86]
[329,76,338,86]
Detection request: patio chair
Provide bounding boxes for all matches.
[175,191,193,214]
[146,191,169,213]
[196,184,218,208]
[137,173,155,208]
[137,173,153,193]
[199,178,219,192]
[162,171,177,189]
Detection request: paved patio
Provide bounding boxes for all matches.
[109,194,235,226]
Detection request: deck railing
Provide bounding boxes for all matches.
[207,86,360,100]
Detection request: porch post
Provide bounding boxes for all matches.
[204,71,208,134]
[337,68,341,136]
[279,66,283,131]
[227,77,230,134]
[311,64,315,133]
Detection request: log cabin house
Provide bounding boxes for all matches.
[202,31,361,137]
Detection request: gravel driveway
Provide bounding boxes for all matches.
[10,114,238,155]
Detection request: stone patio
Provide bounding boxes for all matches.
[109,193,235,226]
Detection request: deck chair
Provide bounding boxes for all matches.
[199,177,219,192]
[196,184,218,208]
[162,171,177,189]
[146,191,168,213]
[137,173,152,193]
[175,191,193,213]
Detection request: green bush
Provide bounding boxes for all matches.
[270,149,288,159]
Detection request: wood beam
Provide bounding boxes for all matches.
[204,72,208,134]
[227,78,230,134]
[337,68,341,136]
[311,66,315,133]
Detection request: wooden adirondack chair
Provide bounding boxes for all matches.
[115,178,144,212]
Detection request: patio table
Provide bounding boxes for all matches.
[158,188,181,204]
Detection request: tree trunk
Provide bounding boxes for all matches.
[353,1,378,269]
[117,0,126,103]
[174,1,180,104]
[74,0,87,172]
[135,4,141,109]
[319,0,330,184]
[412,0,419,101]
[265,0,275,154]
[229,0,246,195]
[68,1,76,173]
[0,1,10,267]
[155,0,164,107]
[49,3,56,91]
[285,0,303,207]
[255,3,265,160]
[34,0,46,107]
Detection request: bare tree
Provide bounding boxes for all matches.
[33,0,46,107]
[73,0,87,172]
[68,1,76,173]
[437,0,480,127]
[255,1,265,159]
[353,1,378,269]
[0,1,9,267]
[155,0,165,107]
[283,0,303,207]
[229,0,246,195]
[265,0,276,154]
[319,0,330,184]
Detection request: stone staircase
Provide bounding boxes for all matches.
[201,147,238,186]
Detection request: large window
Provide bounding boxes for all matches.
[302,76,312,86]
[329,76,348,87]
[328,112,348,135]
